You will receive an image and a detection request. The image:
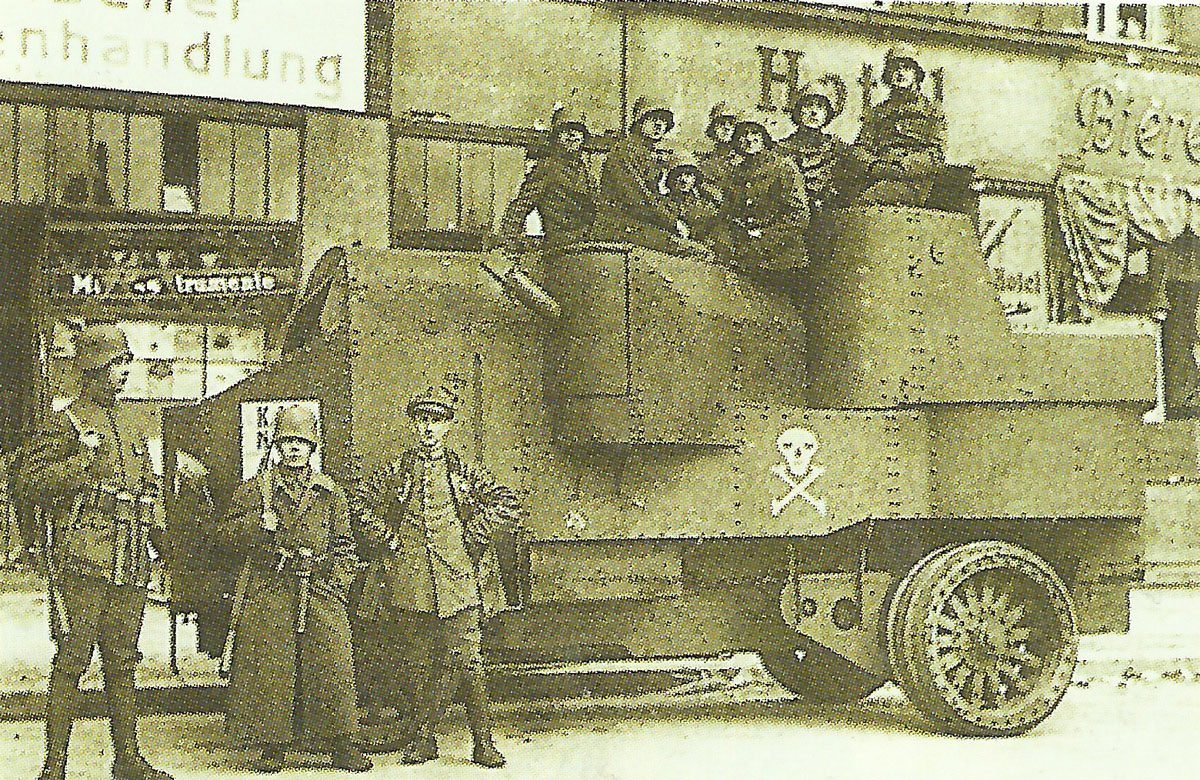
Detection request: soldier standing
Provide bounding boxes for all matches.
[354,386,520,768]
[720,119,812,281]
[217,405,371,774]
[499,105,599,252]
[696,103,741,205]
[852,45,948,207]
[11,324,172,780]
[593,97,708,255]
[779,75,858,214]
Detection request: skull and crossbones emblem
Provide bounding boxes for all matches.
[770,427,827,517]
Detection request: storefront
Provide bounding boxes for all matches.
[0,0,392,454]
[0,0,392,563]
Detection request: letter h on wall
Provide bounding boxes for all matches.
[757,47,804,112]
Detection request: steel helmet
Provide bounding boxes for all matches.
[272,405,320,446]
[74,324,133,372]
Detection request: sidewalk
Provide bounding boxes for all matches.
[1,582,1197,720]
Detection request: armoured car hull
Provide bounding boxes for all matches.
[163,206,1195,736]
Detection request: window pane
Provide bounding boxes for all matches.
[426,140,459,231]
[232,124,268,219]
[198,121,234,216]
[392,135,427,234]
[267,127,301,222]
[128,115,163,212]
[16,105,49,203]
[491,145,528,234]
[92,112,129,210]
[459,143,494,232]
[52,108,92,206]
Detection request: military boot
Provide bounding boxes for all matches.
[464,667,506,768]
[38,660,78,780]
[107,662,174,780]
[111,755,174,780]
[331,738,374,773]
[399,726,438,765]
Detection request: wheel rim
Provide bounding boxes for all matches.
[917,552,1077,733]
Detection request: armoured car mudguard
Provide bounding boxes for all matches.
[163,205,1196,737]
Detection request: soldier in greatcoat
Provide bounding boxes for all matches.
[853,45,948,207]
[216,405,371,774]
[664,162,721,246]
[696,102,741,205]
[719,119,812,282]
[593,98,709,255]
[779,74,859,215]
[10,324,172,780]
[354,386,521,768]
[499,105,599,252]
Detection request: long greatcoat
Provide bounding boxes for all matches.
[720,149,811,275]
[354,448,520,624]
[218,467,360,746]
[592,135,689,254]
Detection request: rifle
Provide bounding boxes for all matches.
[219,466,275,677]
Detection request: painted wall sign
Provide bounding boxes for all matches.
[240,399,321,479]
[0,1,367,112]
[55,267,295,299]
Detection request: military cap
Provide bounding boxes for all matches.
[629,96,675,133]
[792,74,849,126]
[705,102,740,138]
[731,119,776,150]
[73,323,133,372]
[273,405,320,446]
[406,385,459,419]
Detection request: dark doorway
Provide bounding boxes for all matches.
[1156,235,1200,417]
[0,204,45,453]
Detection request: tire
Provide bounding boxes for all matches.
[887,541,1078,737]
[759,638,887,704]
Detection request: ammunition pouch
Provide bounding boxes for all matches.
[56,484,157,585]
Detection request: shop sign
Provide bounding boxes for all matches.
[0,1,366,112]
[57,267,295,299]
[1073,78,1200,182]
[240,399,321,479]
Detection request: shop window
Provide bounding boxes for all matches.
[198,120,299,221]
[52,320,266,401]
[391,133,529,250]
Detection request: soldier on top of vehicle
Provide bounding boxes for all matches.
[852,45,948,207]
[215,405,370,775]
[696,102,742,204]
[593,97,710,255]
[719,118,812,283]
[779,74,859,215]
[10,324,173,780]
[664,160,721,245]
[499,105,599,252]
[353,386,521,769]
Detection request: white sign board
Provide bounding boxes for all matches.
[0,1,367,112]
[240,399,321,479]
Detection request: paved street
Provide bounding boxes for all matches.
[2,677,1198,780]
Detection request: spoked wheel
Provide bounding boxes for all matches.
[759,637,887,704]
[888,541,1078,736]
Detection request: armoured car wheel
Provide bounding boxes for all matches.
[888,541,1078,737]
[759,639,887,704]
[885,544,958,693]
